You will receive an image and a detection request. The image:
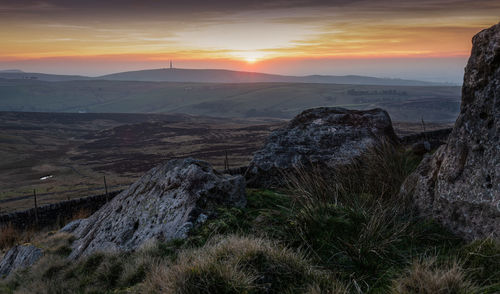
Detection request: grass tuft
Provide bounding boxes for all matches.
[141,235,347,294]
[391,258,479,294]
[458,238,500,293]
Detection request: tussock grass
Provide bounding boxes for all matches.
[284,140,461,291]
[458,238,500,293]
[141,235,348,294]
[4,237,158,294]
[391,259,479,294]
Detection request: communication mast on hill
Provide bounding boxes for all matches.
[170,60,173,69]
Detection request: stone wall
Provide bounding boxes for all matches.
[0,191,121,230]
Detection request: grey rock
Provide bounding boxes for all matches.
[60,219,87,233]
[0,245,43,278]
[401,22,500,240]
[66,158,246,259]
[247,107,398,187]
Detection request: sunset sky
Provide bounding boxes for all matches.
[1,0,499,83]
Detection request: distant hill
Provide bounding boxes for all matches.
[0,69,24,73]
[0,68,443,86]
[0,71,90,82]
[99,68,441,86]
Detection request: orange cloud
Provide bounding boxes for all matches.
[0,0,499,75]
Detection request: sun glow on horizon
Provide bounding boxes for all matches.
[244,57,257,63]
[235,51,266,64]
[0,0,499,81]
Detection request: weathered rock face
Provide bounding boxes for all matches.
[63,158,246,259]
[401,22,500,240]
[0,245,43,278]
[247,107,399,187]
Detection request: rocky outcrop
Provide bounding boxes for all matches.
[63,158,246,259]
[0,245,43,277]
[246,107,399,187]
[401,22,500,240]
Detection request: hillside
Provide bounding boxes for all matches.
[0,71,89,82]
[99,68,442,86]
[0,68,443,86]
[0,79,461,122]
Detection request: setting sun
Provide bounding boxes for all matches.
[245,57,257,63]
[234,51,266,64]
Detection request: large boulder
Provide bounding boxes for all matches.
[247,107,399,187]
[400,22,500,240]
[63,158,246,259]
[0,245,43,278]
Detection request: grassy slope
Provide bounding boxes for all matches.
[0,80,461,121]
[1,144,498,293]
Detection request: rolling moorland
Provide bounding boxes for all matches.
[0,69,459,211]
[0,112,284,212]
[0,78,460,122]
[0,111,452,213]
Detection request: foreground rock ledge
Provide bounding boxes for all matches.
[401,22,500,240]
[63,158,246,259]
[0,245,43,278]
[247,107,399,187]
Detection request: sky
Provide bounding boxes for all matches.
[0,0,499,83]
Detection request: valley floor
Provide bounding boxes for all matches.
[0,112,451,213]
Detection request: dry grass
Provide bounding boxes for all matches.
[391,258,479,294]
[335,139,421,205]
[0,221,79,254]
[282,140,457,292]
[70,208,92,222]
[0,224,36,252]
[0,225,20,251]
[6,239,157,294]
[141,235,347,294]
[286,140,420,212]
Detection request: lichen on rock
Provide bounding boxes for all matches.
[63,158,246,259]
[247,107,399,187]
[0,245,43,278]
